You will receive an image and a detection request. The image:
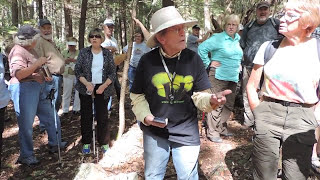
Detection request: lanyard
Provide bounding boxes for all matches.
[159,49,181,104]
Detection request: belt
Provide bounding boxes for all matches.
[52,74,63,77]
[263,96,314,108]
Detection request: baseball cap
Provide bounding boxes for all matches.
[66,37,77,46]
[39,19,52,27]
[16,25,39,40]
[256,1,270,9]
[103,18,115,26]
[192,25,201,29]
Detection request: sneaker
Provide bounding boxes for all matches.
[221,132,234,137]
[208,137,223,143]
[82,144,91,154]
[101,144,109,153]
[17,156,40,166]
[48,141,67,153]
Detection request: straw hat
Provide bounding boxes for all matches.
[146,6,197,48]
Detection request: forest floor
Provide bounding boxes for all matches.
[1,84,320,180]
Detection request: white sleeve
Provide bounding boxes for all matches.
[112,37,119,51]
[123,45,128,53]
[252,41,270,65]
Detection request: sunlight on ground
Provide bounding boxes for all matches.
[3,118,40,138]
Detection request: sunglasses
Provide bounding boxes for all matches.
[89,34,102,39]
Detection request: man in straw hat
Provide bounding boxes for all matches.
[130,6,231,179]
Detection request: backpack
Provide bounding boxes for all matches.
[247,17,279,32]
[263,38,320,64]
[260,38,320,89]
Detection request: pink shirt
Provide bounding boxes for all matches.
[9,45,44,83]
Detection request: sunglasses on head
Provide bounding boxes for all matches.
[89,34,102,39]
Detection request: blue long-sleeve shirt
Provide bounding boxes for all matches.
[198,31,243,82]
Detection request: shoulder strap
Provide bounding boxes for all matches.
[247,20,255,29]
[264,38,283,64]
[317,38,320,62]
[270,18,277,28]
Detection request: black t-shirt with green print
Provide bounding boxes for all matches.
[131,48,211,145]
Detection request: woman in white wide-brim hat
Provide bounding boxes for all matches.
[130,6,231,179]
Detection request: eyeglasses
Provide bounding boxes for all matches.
[167,26,187,35]
[89,34,102,39]
[282,11,301,23]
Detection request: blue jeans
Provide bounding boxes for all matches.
[52,75,63,111]
[39,75,62,131]
[128,65,136,90]
[9,81,62,158]
[143,131,200,180]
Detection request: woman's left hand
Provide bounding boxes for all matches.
[96,85,106,94]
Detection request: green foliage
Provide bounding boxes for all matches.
[0,0,286,51]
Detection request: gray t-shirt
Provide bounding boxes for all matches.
[240,18,281,67]
[123,42,151,68]
[187,34,199,52]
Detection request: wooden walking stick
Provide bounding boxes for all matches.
[117,0,137,140]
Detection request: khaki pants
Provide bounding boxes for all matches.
[206,68,237,138]
[252,101,317,180]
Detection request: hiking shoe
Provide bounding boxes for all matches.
[101,144,109,154]
[48,141,67,153]
[221,132,234,137]
[208,137,223,143]
[17,156,40,166]
[82,144,91,154]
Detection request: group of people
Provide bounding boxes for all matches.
[0,17,123,166]
[129,0,320,179]
[0,0,319,179]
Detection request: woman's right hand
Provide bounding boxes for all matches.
[210,61,221,68]
[85,82,95,93]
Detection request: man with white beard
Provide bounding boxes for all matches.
[34,19,67,153]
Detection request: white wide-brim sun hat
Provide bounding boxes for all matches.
[146,6,198,48]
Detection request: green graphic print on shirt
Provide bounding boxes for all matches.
[151,72,194,104]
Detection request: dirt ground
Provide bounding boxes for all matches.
[1,88,320,180]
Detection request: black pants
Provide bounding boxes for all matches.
[0,107,5,168]
[79,85,110,145]
[114,75,121,101]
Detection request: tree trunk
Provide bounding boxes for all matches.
[121,0,127,48]
[64,0,73,37]
[79,0,88,50]
[162,0,174,7]
[53,1,60,40]
[203,0,211,31]
[38,0,43,19]
[30,0,35,20]
[12,0,19,27]
[21,0,29,21]
[117,0,138,140]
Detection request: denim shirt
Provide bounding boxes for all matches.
[0,54,10,108]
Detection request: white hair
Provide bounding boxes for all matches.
[14,34,40,47]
